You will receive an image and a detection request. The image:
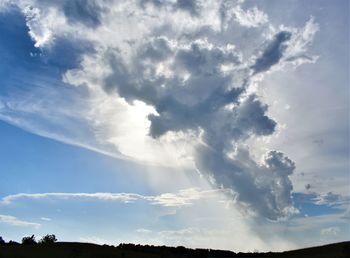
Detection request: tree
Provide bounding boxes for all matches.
[21,235,37,245]
[38,234,57,244]
[0,236,5,245]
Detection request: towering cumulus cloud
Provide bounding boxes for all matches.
[0,0,318,220]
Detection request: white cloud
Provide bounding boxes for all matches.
[312,192,350,209]
[231,6,269,28]
[0,214,40,228]
[283,17,319,66]
[40,217,52,221]
[136,228,152,234]
[0,192,144,205]
[0,188,226,208]
[149,188,226,207]
[320,226,340,237]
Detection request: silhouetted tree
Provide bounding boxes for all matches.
[0,236,5,245]
[21,235,37,245]
[38,234,57,244]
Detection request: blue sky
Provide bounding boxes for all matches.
[0,0,349,252]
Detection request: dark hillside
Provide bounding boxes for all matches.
[0,241,348,258]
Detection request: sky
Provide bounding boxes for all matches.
[0,0,349,252]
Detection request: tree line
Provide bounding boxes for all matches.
[0,234,57,245]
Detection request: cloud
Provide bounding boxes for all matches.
[251,16,318,74]
[320,226,340,237]
[0,0,110,47]
[0,188,225,208]
[312,192,350,209]
[150,188,226,207]
[140,0,201,16]
[196,147,297,220]
[305,183,311,190]
[0,0,319,220]
[136,228,153,234]
[0,214,40,228]
[0,192,144,205]
[61,0,107,27]
[231,6,269,28]
[40,217,52,221]
[283,17,319,65]
[251,31,292,74]
[91,29,297,219]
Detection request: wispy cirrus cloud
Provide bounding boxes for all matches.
[0,214,40,228]
[0,188,226,208]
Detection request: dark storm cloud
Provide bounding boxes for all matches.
[251,31,292,74]
[175,0,200,16]
[104,37,241,105]
[148,86,243,138]
[63,0,104,27]
[41,36,94,71]
[200,95,276,151]
[140,0,200,15]
[305,183,311,190]
[99,33,297,219]
[195,147,295,220]
[34,0,109,27]
[233,95,276,137]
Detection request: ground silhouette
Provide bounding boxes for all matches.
[0,236,349,258]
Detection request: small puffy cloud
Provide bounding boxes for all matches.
[136,228,153,234]
[251,31,292,74]
[40,217,52,221]
[231,6,269,28]
[341,208,350,220]
[0,214,40,228]
[312,192,350,208]
[320,226,340,237]
[22,5,56,47]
